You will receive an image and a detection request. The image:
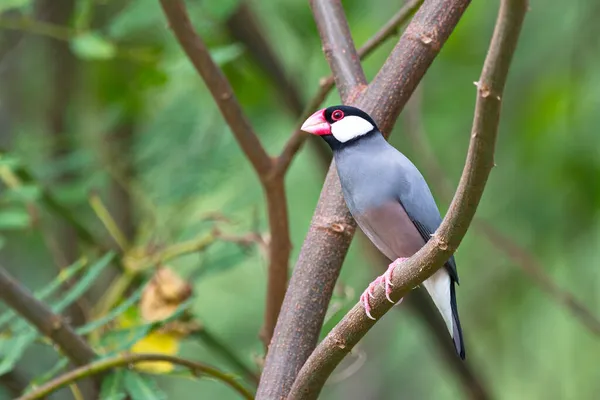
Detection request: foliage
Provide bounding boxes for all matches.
[0,0,599,399]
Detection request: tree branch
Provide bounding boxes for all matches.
[274,0,423,176]
[17,353,254,400]
[366,244,491,399]
[309,0,367,100]
[158,0,291,349]
[288,0,527,397]
[405,82,600,337]
[0,266,97,367]
[157,1,271,178]
[257,0,471,398]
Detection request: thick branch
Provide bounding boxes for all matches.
[0,266,96,366]
[274,0,423,176]
[288,0,527,397]
[257,1,470,398]
[309,0,367,100]
[18,353,254,400]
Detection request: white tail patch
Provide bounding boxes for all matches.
[331,115,374,143]
[422,269,454,337]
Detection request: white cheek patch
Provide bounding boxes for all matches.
[330,115,374,143]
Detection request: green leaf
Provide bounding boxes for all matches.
[0,208,30,230]
[123,371,166,400]
[0,332,37,375]
[77,284,145,335]
[71,32,117,60]
[51,252,115,313]
[0,0,31,13]
[100,370,127,400]
[100,298,192,355]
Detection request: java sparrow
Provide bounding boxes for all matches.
[301,105,465,359]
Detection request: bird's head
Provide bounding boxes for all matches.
[300,105,379,149]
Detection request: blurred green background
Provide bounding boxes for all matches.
[0,0,599,399]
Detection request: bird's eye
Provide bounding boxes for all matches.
[331,110,344,121]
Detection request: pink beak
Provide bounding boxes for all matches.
[300,109,331,135]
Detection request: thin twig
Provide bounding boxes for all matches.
[273,0,423,176]
[158,0,291,349]
[288,0,527,397]
[365,244,491,399]
[17,353,255,400]
[406,83,600,337]
[258,1,471,398]
[0,266,97,367]
[475,220,600,336]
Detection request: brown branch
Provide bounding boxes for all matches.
[224,1,332,174]
[158,0,291,349]
[257,0,471,398]
[365,244,491,399]
[17,353,254,400]
[288,0,527,397]
[406,83,600,337]
[158,0,271,178]
[273,0,424,176]
[309,0,367,100]
[0,266,97,367]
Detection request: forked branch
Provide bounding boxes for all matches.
[158,0,290,348]
[257,0,471,398]
[288,0,528,397]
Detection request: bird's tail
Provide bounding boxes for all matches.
[422,269,465,359]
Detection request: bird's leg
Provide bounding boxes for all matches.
[360,257,408,320]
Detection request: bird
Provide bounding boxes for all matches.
[300,105,465,359]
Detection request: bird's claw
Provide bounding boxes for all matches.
[359,258,408,320]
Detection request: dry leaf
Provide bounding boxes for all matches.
[140,267,192,323]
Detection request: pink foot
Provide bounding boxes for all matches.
[360,258,408,320]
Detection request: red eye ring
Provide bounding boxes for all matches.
[331,110,344,121]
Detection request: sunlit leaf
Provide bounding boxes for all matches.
[71,32,117,60]
[123,371,167,400]
[130,331,179,373]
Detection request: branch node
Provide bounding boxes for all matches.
[314,218,354,236]
[405,24,442,51]
[332,335,347,350]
